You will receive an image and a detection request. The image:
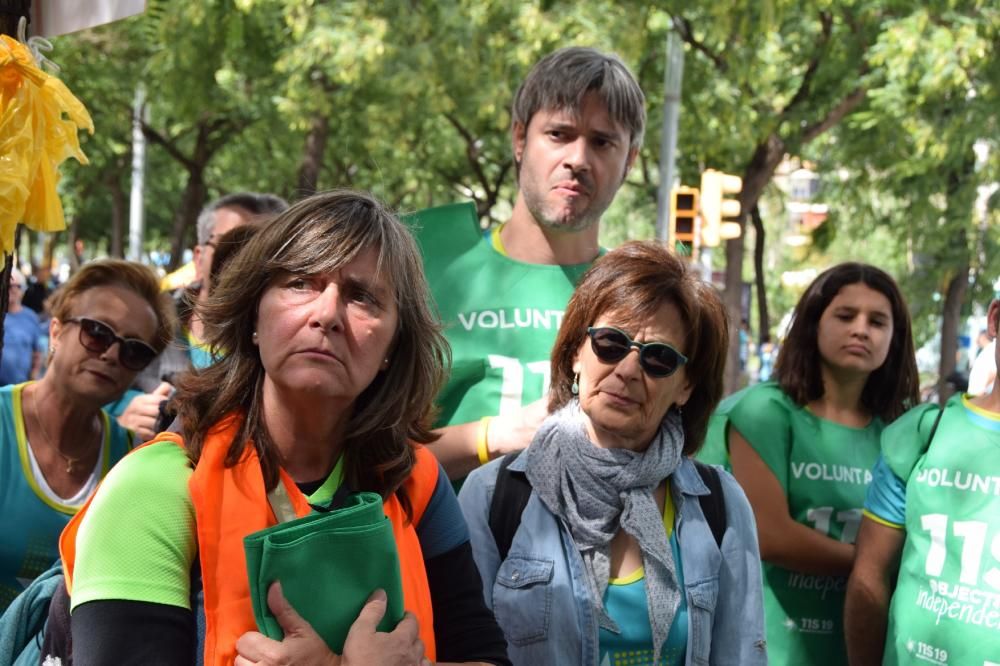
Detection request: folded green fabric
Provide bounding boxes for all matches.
[244,491,404,653]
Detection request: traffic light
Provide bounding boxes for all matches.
[700,169,743,246]
[669,186,699,258]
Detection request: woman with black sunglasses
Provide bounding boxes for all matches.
[0,259,173,611]
[459,241,767,665]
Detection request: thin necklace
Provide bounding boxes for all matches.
[31,386,88,474]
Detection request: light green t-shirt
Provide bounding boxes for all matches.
[725,382,882,665]
[882,396,1000,666]
[71,440,343,611]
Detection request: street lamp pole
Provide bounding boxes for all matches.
[655,29,685,242]
[128,84,147,262]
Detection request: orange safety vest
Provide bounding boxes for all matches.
[61,414,439,665]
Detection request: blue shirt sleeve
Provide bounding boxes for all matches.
[863,456,906,528]
[416,462,470,559]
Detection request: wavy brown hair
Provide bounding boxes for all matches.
[173,190,450,512]
[549,241,729,455]
[774,262,918,422]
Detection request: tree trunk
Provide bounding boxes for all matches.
[23,231,33,273]
[67,214,82,273]
[751,205,770,345]
[723,136,785,394]
[108,177,127,258]
[938,261,969,404]
[143,117,245,271]
[167,170,206,271]
[43,233,57,273]
[297,112,329,196]
[936,152,978,403]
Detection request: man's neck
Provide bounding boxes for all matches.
[971,386,1000,415]
[501,198,600,266]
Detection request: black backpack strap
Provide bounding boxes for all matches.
[487,451,533,561]
[693,461,727,549]
[925,404,946,452]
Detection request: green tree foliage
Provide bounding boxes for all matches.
[53,0,290,268]
[821,5,999,395]
[44,1,999,395]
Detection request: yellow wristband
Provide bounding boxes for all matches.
[477,416,492,466]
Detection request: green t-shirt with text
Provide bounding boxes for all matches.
[409,202,592,431]
[882,396,1000,666]
[727,382,882,665]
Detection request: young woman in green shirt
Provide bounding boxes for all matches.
[725,263,919,665]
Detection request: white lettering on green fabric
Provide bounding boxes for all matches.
[916,580,1000,628]
[456,309,565,332]
[906,639,949,665]
[786,572,847,600]
[920,515,1000,592]
[486,355,552,416]
[805,506,863,542]
[791,462,872,485]
[479,311,499,328]
[915,468,1000,496]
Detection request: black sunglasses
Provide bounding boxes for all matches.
[65,317,157,371]
[586,326,688,378]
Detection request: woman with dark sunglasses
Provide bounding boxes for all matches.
[711,263,919,665]
[0,259,173,611]
[459,241,767,665]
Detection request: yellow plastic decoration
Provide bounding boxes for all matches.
[0,34,94,256]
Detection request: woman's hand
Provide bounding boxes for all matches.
[235,583,428,666]
[430,397,549,480]
[341,589,428,666]
[116,381,173,441]
[488,397,548,458]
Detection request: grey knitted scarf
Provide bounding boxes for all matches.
[524,400,683,664]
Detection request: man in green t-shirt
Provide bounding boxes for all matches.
[414,47,645,480]
[846,298,1000,665]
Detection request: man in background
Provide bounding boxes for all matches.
[0,268,42,386]
[181,192,289,369]
[115,192,287,439]
[413,47,645,480]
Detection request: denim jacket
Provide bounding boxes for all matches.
[458,455,768,666]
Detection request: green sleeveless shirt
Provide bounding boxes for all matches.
[726,382,882,664]
[882,395,1000,665]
